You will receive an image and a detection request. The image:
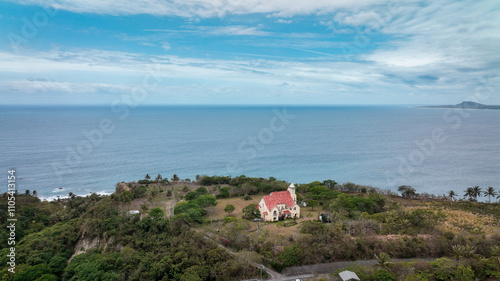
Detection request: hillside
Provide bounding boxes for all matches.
[1,175,499,281]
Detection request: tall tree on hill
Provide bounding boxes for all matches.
[484,186,497,203]
[155,174,162,183]
[323,180,337,189]
[398,185,417,198]
[472,186,482,201]
[448,190,457,202]
[145,174,151,180]
[171,174,179,182]
[464,187,474,201]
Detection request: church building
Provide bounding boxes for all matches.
[258,183,300,221]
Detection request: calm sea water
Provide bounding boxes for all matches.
[1,105,499,200]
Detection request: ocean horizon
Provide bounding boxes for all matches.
[1,105,499,201]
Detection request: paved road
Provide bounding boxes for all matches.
[200,229,434,281]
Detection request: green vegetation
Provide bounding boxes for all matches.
[1,175,499,280]
[223,204,235,215]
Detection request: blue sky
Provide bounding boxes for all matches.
[1,0,499,105]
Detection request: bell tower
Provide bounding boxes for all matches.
[288,183,296,202]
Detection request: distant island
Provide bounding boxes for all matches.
[419,101,500,110]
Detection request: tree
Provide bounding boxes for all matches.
[472,186,482,201]
[32,190,38,197]
[451,245,476,260]
[323,180,337,189]
[278,244,303,267]
[451,245,466,260]
[398,185,417,198]
[171,174,180,182]
[25,189,31,196]
[308,200,318,210]
[375,252,392,270]
[490,245,500,264]
[149,208,165,220]
[155,174,162,183]
[242,204,260,220]
[145,174,151,180]
[448,190,457,202]
[224,204,235,215]
[465,186,482,201]
[484,186,497,203]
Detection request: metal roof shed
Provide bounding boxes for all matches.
[339,270,360,281]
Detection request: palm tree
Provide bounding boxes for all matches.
[375,252,392,270]
[171,174,179,182]
[491,246,500,264]
[448,190,457,202]
[464,186,481,201]
[484,187,497,203]
[463,245,477,258]
[451,245,476,260]
[451,245,466,260]
[464,187,474,201]
[472,186,482,201]
[155,174,162,183]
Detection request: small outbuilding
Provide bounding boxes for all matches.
[339,270,360,281]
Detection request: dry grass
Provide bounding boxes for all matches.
[259,221,301,238]
[211,196,261,220]
[438,209,500,235]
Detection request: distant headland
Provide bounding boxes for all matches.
[419,101,500,110]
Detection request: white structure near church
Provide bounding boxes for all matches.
[258,183,300,222]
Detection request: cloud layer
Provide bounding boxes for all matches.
[2,0,499,105]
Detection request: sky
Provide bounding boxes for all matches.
[0,0,499,105]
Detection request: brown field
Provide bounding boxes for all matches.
[212,196,261,220]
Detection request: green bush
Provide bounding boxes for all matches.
[373,269,395,281]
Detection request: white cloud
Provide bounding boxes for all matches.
[364,0,500,74]
[203,25,271,36]
[0,80,129,94]
[2,0,500,105]
[275,19,292,24]
[161,42,171,51]
[16,0,381,17]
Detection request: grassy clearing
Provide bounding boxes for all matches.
[212,196,261,219]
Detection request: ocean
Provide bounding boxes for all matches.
[1,105,499,201]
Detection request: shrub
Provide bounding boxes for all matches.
[454,265,474,281]
[373,269,395,281]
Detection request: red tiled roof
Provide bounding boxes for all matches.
[262,190,295,211]
[284,210,291,214]
[263,212,268,215]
